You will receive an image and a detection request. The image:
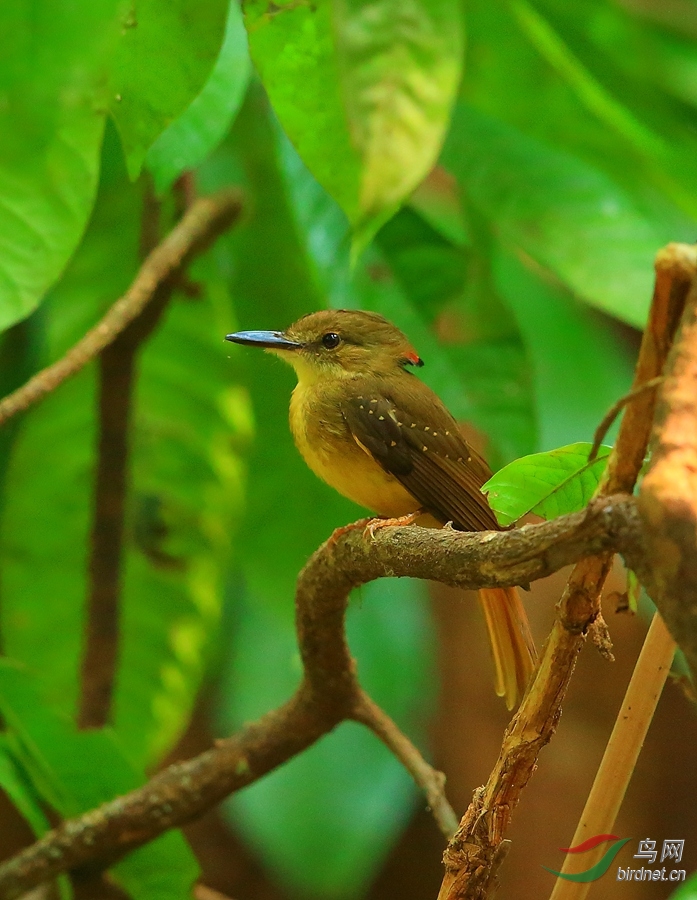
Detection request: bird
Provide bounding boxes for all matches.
[225,309,536,708]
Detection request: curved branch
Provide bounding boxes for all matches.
[0,188,243,429]
[0,494,641,900]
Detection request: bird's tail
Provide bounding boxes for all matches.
[478,587,537,710]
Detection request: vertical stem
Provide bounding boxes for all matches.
[77,185,169,729]
[549,613,676,899]
[77,342,137,728]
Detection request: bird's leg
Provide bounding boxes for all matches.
[328,510,424,547]
[327,517,374,546]
[363,510,423,540]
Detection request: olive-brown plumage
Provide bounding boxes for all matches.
[226,309,536,707]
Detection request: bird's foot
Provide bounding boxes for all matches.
[327,517,374,547]
[363,510,423,541]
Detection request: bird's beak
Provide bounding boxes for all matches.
[225,330,302,351]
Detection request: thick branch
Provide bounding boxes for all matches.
[438,242,690,900]
[0,495,641,900]
[0,189,242,429]
[638,243,697,676]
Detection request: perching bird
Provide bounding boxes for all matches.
[226,309,536,708]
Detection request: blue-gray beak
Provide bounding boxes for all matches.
[225,330,301,350]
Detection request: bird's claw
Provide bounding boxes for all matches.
[362,510,422,541]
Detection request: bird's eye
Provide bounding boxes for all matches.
[321,332,341,349]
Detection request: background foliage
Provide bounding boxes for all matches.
[0,0,696,898]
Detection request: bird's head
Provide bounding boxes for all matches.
[225,309,423,383]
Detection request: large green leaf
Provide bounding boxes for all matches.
[492,245,635,451]
[331,0,464,244]
[442,102,674,328]
[0,0,121,332]
[244,0,362,220]
[246,0,462,241]
[220,578,434,900]
[482,442,611,526]
[0,132,244,768]
[146,0,251,194]
[511,0,697,219]
[0,659,199,900]
[109,0,229,179]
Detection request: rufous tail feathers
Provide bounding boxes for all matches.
[478,587,537,710]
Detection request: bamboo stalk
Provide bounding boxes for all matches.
[549,613,676,900]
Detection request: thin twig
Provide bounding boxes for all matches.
[0,495,643,900]
[437,242,691,900]
[352,690,459,838]
[549,612,676,899]
[0,189,242,429]
[588,376,664,462]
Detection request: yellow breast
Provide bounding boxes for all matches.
[288,380,419,518]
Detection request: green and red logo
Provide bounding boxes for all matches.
[543,834,632,883]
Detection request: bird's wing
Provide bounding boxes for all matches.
[341,392,499,532]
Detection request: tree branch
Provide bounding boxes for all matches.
[437,242,691,900]
[638,243,697,677]
[0,494,641,900]
[0,189,243,430]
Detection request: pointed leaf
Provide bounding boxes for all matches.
[442,102,675,327]
[0,735,50,837]
[332,0,463,239]
[146,0,251,194]
[109,0,229,179]
[244,0,361,220]
[482,442,611,526]
[0,0,121,331]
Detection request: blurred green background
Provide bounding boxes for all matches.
[0,0,696,897]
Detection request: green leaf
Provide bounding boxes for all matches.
[0,659,199,900]
[508,0,664,160]
[482,442,611,526]
[332,0,464,243]
[244,0,362,220]
[508,0,697,221]
[0,734,50,837]
[0,131,245,767]
[146,0,251,194]
[669,872,697,899]
[492,245,635,451]
[110,0,229,179]
[219,578,434,899]
[0,0,121,332]
[442,102,673,328]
